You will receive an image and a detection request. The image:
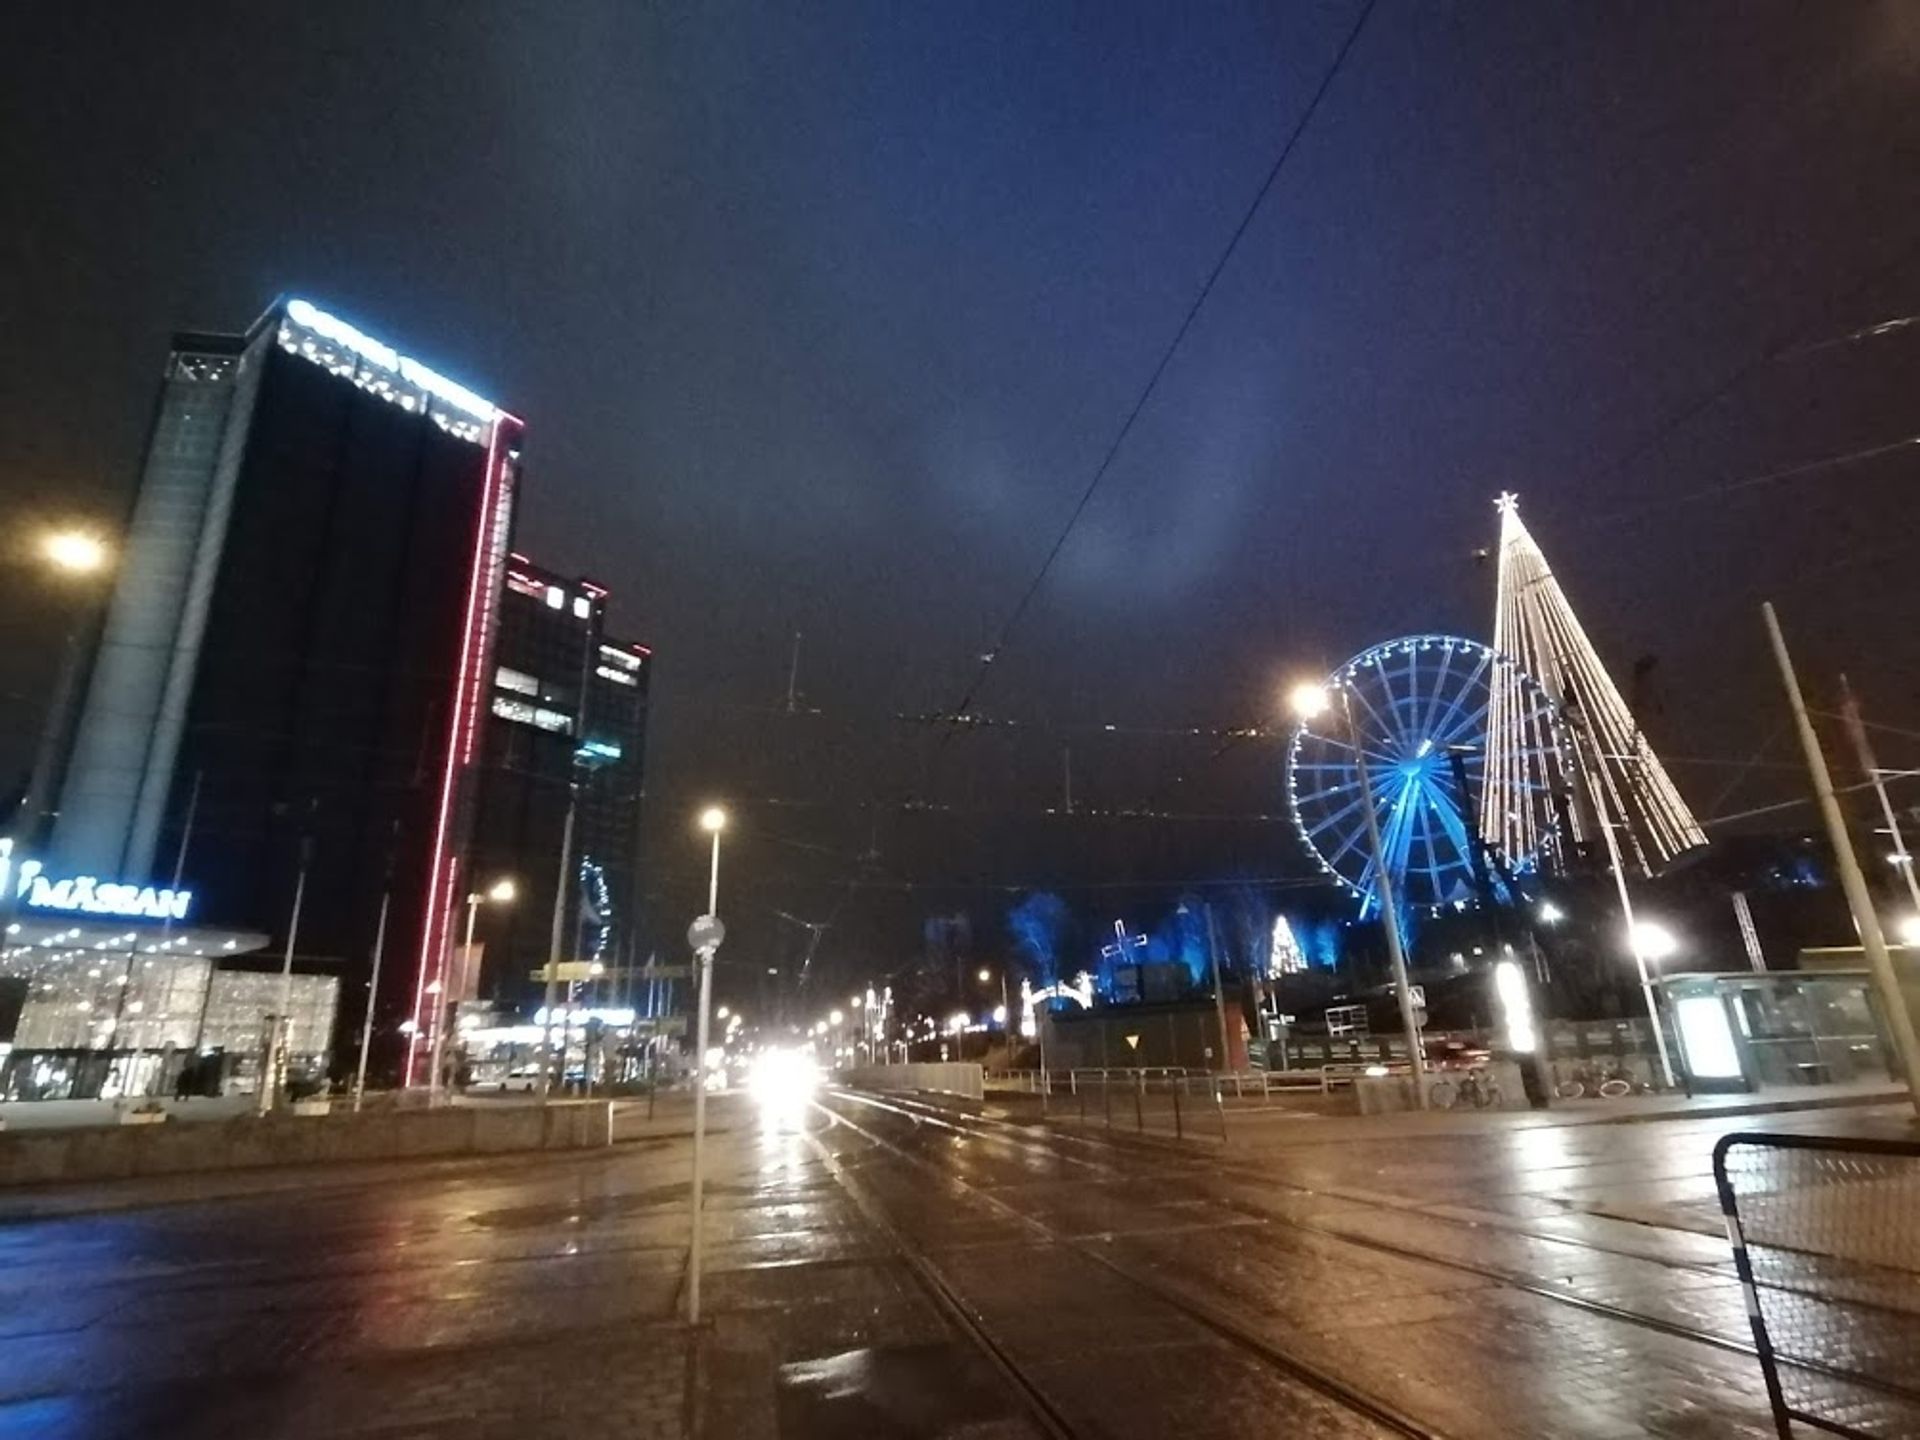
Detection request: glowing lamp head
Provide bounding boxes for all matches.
[1896,915,1920,948]
[1537,901,1565,925]
[486,878,517,903]
[1289,682,1332,722]
[698,806,728,834]
[1629,921,1680,963]
[44,531,107,574]
[977,967,992,983]
[829,1009,844,1026]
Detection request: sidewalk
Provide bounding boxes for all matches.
[1532,1078,1908,1127]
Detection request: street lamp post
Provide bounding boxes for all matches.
[1291,682,1428,1108]
[431,877,514,1103]
[538,783,580,1100]
[686,805,728,1326]
[20,530,111,847]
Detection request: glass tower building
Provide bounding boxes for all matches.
[464,555,651,1011]
[49,298,523,1084]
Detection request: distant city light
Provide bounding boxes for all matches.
[1493,958,1535,1054]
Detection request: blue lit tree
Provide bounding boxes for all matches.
[1006,891,1069,989]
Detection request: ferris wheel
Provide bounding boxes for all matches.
[1285,635,1563,914]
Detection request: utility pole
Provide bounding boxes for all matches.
[352,889,390,1112]
[686,808,727,1326]
[1576,716,1677,1089]
[785,630,803,713]
[538,783,580,1100]
[1344,690,1428,1107]
[1062,746,1073,816]
[1765,605,1920,1111]
[1202,902,1232,1073]
[1731,891,1767,973]
[1840,675,1920,917]
[262,834,311,1116]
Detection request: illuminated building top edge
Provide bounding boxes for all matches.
[276,298,504,446]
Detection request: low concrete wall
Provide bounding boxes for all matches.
[0,1101,613,1188]
[1354,1061,1529,1115]
[840,1063,984,1102]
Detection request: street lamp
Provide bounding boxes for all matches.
[1290,678,1428,1107]
[1897,916,1920,948]
[431,877,516,1101]
[43,530,107,574]
[21,529,114,847]
[1629,920,1679,963]
[686,803,728,1327]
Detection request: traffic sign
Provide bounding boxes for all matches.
[528,961,604,983]
[687,914,726,952]
[631,1015,688,1035]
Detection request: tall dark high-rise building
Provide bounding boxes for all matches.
[466,555,651,1009]
[50,298,523,1081]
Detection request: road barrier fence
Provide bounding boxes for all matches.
[1713,1130,1920,1438]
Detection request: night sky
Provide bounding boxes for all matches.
[5,3,1918,1009]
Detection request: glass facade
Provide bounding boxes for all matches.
[467,558,651,1008]
[0,937,338,1100]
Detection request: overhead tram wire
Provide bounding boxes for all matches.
[934,0,1380,739]
[1568,232,1920,499]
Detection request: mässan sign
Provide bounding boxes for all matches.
[14,860,193,922]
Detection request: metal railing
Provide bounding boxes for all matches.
[989,1065,1374,1098]
[1713,1131,1920,1438]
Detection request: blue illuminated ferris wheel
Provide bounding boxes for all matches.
[1285,635,1561,915]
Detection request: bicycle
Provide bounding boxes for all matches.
[1428,1066,1502,1110]
[1553,1062,1646,1100]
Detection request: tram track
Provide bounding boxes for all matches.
[808,1093,1447,1439]
[826,1087,1766,1363]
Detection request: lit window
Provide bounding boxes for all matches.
[572,595,591,619]
[545,586,565,610]
[491,696,537,726]
[596,646,642,672]
[533,707,574,734]
[595,664,637,687]
[495,666,539,696]
[506,572,547,599]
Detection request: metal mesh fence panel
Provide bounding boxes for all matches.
[1714,1132,1920,1438]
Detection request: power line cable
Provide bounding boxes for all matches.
[938,0,1379,730]
[1574,234,1920,495]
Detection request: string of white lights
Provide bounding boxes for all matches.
[1483,494,1706,877]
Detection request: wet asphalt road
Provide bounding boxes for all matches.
[0,1092,1911,1439]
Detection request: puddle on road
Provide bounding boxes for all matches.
[777,1343,1010,1438]
[465,1178,769,1230]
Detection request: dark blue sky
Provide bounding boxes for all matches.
[5,2,1917,992]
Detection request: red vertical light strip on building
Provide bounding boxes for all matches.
[406,411,522,1084]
